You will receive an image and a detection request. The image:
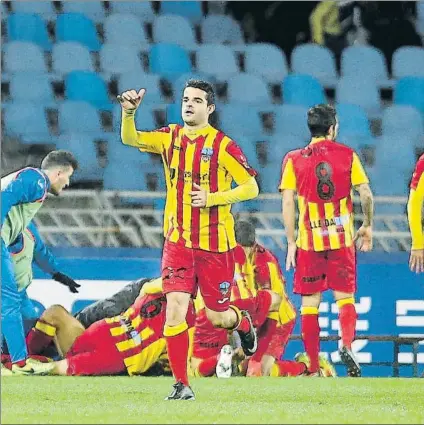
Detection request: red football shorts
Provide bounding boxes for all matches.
[161,241,235,312]
[192,310,228,359]
[294,245,356,295]
[66,320,128,376]
[265,319,295,359]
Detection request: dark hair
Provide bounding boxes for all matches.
[307,104,337,137]
[235,220,256,247]
[41,150,79,171]
[184,79,215,105]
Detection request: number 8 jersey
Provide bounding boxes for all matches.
[279,138,369,252]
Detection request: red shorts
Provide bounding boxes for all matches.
[265,320,295,359]
[294,246,356,295]
[192,310,228,359]
[66,320,129,376]
[161,241,235,312]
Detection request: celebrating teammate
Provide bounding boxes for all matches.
[118,80,259,400]
[407,154,424,273]
[279,104,374,377]
[1,150,78,375]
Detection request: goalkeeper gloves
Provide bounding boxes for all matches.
[52,272,81,294]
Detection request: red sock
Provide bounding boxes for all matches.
[253,291,273,328]
[251,319,277,362]
[164,323,189,387]
[197,355,219,377]
[26,328,54,355]
[301,311,320,373]
[338,303,357,349]
[276,360,306,377]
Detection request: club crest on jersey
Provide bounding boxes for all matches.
[201,148,213,162]
[219,281,231,295]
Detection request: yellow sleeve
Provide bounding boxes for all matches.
[351,153,369,186]
[408,173,424,250]
[121,109,167,154]
[206,177,259,207]
[310,1,333,44]
[279,157,297,191]
[220,139,257,186]
[139,278,163,296]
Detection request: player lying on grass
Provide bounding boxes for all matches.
[24,278,196,376]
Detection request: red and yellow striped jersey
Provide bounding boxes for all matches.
[279,138,369,252]
[411,154,424,191]
[105,292,195,375]
[137,124,256,253]
[409,154,424,250]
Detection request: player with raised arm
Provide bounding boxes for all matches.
[407,154,424,273]
[1,151,78,375]
[118,80,259,399]
[279,104,374,377]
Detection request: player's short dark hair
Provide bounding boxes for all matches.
[184,79,215,105]
[235,221,256,247]
[307,104,337,137]
[41,150,79,171]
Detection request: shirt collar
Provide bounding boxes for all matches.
[184,124,212,139]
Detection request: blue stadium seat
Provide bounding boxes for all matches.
[61,1,106,23]
[160,1,203,23]
[172,72,210,98]
[336,134,375,151]
[201,15,244,45]
[336,77,381,116]
[118,72,163,104]
[103,162,149,192]
[112,104,156,132]
[166,104,184,126]
[375,135,416,173]
[269,135,306,158]
[4,41,46,73]
[58,101,104,135]
[274,105,309,140]
[341,46,390,85]
[7,13,52,50]
[9,72,55,107]
[196,44,238,80]
[109,1,155,22]
[392,47,424,79]
[65,71,112,111]
[56,13,101,51]
[153,14,196,49]
[11,1,56,20]
[100,45,144,78]
[371,166,410,196]
[282,74,326,108]
[103,14,149,47]
[4,103,51,144]
[336,103,371,138]
[394,77,424,115]
[257,162,281,193]
[418,1,424,36]
[227,74,270,105]
[291,44,337,86]
[381,105,424,143]
[149,43,192,81]
[52,42,94,74]
[244,43,288,83]
[56,133,103,181]
[218,104,263,138]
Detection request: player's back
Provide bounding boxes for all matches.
[281,139,366,252]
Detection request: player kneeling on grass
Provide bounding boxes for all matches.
[25,278,196,376]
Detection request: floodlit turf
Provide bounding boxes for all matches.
[2,377,424,424]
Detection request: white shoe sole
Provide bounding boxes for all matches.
[216,345,234,378]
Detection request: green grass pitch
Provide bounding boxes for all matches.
[2,377,424,424]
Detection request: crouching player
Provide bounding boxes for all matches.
[26,278,196,376]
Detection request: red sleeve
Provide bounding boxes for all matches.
[411,155,424,190]
[225,140,257,177]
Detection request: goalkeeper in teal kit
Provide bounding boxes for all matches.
[1,150,78,375]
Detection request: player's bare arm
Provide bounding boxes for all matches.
[353,183,374,252]
[282,189,297,270]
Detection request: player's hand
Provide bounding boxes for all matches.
[354,225,373,252]
[52,272,81,294]
[409,249,424,273]
[190,183,207,208]
[117,88,146,111]
[285,241,297,271]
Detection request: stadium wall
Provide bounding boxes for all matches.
[28,249,423,377]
